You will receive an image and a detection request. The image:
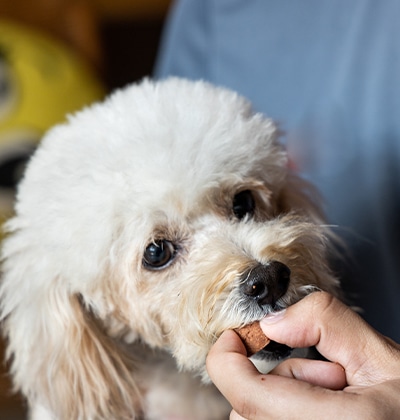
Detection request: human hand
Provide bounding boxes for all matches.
[207,292,400,419]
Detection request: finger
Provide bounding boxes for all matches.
[260,292,399,385]
[207,329,348,419]
[270,358,347,390]
[230,410,247,420]
[206,330,260,388]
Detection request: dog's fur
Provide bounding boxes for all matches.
[0,78,340,419]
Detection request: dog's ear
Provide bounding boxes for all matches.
[1,233,142,419]
[276,172,345,296]
[276,172,326,222]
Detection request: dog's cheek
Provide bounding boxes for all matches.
[164,264,252,371]
[84,269,171,349]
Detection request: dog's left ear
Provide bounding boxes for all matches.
[0,228,143,419]
[277,172,325,221]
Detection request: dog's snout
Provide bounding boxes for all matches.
[240,261,290,307]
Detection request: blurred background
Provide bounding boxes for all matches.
[0,0,171,418]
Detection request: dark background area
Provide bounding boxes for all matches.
[101,18,165,91]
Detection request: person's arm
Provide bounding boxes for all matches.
[207,292,400,420]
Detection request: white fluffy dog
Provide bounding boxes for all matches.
[0,78,339,419]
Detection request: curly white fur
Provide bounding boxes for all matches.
[0,78,339,419]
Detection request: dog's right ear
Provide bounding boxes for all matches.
[0,225,142,419]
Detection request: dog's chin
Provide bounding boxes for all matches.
[249,343,310,374]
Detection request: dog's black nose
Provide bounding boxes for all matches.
[240,261,290,307]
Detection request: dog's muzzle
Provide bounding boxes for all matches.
[239,261,290,309]
[239,261,293,362]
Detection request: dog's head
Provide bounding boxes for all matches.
[0,78,339,418]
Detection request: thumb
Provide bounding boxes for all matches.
[260,292,396,385]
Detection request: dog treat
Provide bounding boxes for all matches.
[234,322,270,356]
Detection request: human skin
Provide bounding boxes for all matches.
[207,292,400,420]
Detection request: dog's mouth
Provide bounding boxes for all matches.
[253,340,293,361]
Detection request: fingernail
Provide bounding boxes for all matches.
[260,309,287,325]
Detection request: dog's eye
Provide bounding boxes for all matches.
[143,240,176,270]
[233,190,255,220]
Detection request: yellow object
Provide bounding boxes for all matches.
[0,19,105,219]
